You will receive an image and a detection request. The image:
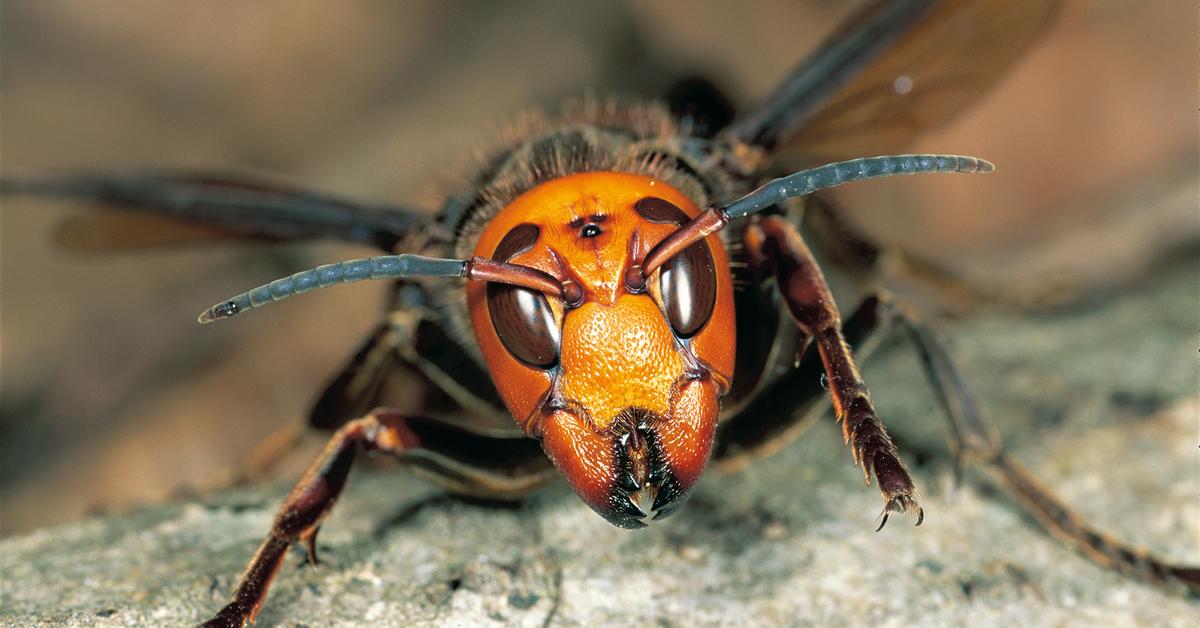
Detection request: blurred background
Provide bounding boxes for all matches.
[1,0,1195,535]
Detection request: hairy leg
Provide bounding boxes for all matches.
[713,295,888,471]
[892,306,1200,595]
[203,411,553,627]
[745,215,921,527]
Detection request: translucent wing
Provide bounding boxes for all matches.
[727,0,1061,161]
[3,172,427,252]
[52,207,251,252]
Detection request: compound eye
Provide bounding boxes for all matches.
[660,238,717,338]
[635,197,718,338]
[487,224,560,368]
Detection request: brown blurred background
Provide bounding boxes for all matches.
[1,1,1195,535]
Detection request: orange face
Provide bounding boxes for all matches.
[466,172,735,528]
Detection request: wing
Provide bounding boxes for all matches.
[2,172,428,252]
[725,0,1061,161]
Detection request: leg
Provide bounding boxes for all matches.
[713,295,889,471]
[746,215,920,527]
[210,291,521,491]
[892,306,1200,595]
[203,411,553,627]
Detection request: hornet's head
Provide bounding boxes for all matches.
[466,172,735,527]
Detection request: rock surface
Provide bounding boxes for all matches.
[2,267,1197,627]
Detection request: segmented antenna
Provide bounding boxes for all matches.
[632,154,992,285]
[198,255,466,323]
[723,154,993,219]
[200,154,991,323]
[198,254,570,323]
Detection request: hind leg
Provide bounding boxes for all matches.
[890,305,1200,595]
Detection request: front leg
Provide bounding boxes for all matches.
[203,411,553,627]
[203,413,413,627]
[746,215,920,528]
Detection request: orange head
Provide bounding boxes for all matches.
[466,172,735,528]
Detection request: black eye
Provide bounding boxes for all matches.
[634,197,718,338]
[486,224,561,368]
[659,239,716,338]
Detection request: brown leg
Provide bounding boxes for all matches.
[203,413,410,627]
[893,307,1200,595]
[713,295,889,471]
[203,411,553,627]
[748,215,920,528]
[206,294,521,494]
